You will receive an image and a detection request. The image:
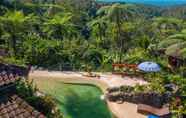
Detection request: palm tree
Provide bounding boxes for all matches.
[152,17,182,39]
[43,13,77,40]
[97,3,136,62]
[88,18,107,45]
[160,29,186,49]
[165,42,186,59]
[0,11,33,56]
[83,48,103,70]
[168,29,186,40]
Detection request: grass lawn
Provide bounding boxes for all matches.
[33,78,113,118]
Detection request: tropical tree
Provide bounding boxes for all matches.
[168,29,186,40]
[88,18,107,46]
[151,17,182,39]
[22,33,64,67]
[0,11,34,56]
[43,12,77,40]
[83,48,103,70]
[97,3,136,62]
[157,29,186,51]
[165,42,186,60]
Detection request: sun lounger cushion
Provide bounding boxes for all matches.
[148,114,160,118]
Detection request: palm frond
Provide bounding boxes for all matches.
[165,42,186,59]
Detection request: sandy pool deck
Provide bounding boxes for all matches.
[29,70,147,118]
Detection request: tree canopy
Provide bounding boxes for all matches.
[1,0,186,117]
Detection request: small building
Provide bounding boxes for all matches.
[167,56,185,67]
[0,63,45,118]
[157,40,186,67]
[165,42,186,67]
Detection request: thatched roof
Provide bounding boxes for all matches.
[165,42,186,59]
[158,39,184,50]
[180,48,186,59]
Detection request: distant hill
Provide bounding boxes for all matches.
[1,0,186,19]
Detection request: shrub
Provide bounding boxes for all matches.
[26,96,63,118]
[16,79,63,118]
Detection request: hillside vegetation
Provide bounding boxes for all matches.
[0,1,186,117]
[0,0,186,69]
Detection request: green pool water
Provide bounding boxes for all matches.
[37,80,113,118]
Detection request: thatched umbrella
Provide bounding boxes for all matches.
[165,42,186,59]
[180,48,186,59]
[158,39,184,50]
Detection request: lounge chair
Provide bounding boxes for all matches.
[82,72,100,78]
[137,104,170,117]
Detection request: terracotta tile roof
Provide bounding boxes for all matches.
[0,72,19,86]
[0,63,29,87]
[0,63,46,118]
[0,94,45,118]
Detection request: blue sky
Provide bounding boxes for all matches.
[97,0,186,6]
[131,0,185,1]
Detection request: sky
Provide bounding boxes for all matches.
[97,0,186,6]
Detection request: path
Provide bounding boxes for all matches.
[29,70,147,118]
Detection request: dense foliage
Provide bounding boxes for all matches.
[0,0,186,70]
[0,0,186,117]
[16,79,63,118]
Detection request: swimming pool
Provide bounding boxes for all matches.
[35,79,113,118]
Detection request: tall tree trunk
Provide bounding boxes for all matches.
[11,34,17,56]
[116,16,122,63]
[99,24,103,41]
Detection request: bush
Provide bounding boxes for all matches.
[179,67,186,78]
[16,79,37,98]
[26,96,63,118]
[16,79,63,118]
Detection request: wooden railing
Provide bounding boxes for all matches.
[112,64,138,69]
[112,64,139,77]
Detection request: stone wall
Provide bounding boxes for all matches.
[106,92,171,108]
